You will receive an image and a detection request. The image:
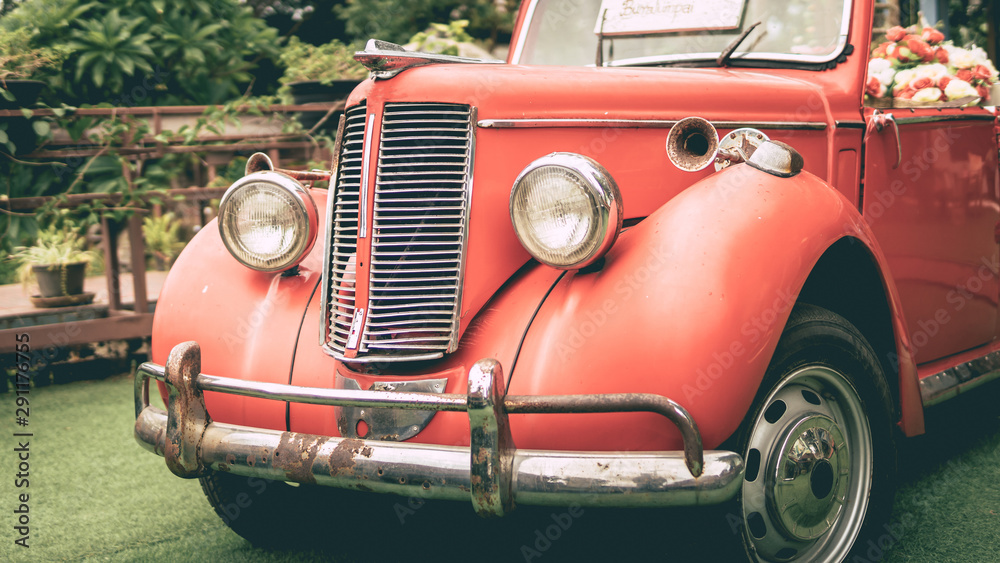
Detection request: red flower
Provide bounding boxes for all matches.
[957,69,974,83]
[911,77,933,90]
[921,27,945,45]
[973,65,992,81]
[937,76,952,90]
[900,35,933,62]
[934,48,949,64]
[977,83,990,100]
[866,77,883,98]
[872,41,890,58]
[897,88,916,100]
[886,26,907,42]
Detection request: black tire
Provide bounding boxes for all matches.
[199,471,320,547]
[733,304,897,562]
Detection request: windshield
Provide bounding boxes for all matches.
[514,0,850,67]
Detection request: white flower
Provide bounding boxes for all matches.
[893,68,916,90]
[867,58,896,87]
[915,63,948,81]
[944,79,978,100]
[911,88,943,103]
[971,47,990,65]
[945,45,976,69]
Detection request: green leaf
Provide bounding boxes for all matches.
[0,130,9,144]
[20,109,34,119]
[91,59,107,87]
[32,121,51,137]
[0,89,15,102]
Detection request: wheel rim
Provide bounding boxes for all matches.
[741,366,873,562]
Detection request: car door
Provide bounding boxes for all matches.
[862,106,1000,364]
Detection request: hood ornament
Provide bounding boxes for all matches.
[354,39,504,80]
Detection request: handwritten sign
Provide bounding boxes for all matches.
[594,0,746,36]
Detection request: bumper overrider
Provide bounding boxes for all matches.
[134,342,744,516]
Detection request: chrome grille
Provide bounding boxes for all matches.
[324,103,367,352]
[365,103,473,357]
[323,102,474,361]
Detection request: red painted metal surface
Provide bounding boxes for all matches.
[508,164,920,449]
[862,109,1000,364]
[153,0,1000,458]
[151,189,328,430]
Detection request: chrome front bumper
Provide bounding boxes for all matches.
[134,341,744,516]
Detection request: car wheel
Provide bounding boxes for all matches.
[200,471,314,546]
[735,304,896,562]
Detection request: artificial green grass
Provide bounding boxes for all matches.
[1,372,999,562]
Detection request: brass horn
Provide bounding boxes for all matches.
[245,152,275,175]
[665,117,720,172]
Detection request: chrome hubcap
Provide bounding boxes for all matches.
[741,366,872,562]
[771,416,849,541]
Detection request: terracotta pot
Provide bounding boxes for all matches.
[32,261,87,298]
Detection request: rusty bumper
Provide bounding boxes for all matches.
[134,341,744,516]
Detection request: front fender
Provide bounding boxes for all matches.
[150,189,329,431]
[509,164,918,451]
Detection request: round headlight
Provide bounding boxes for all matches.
[218,171,318,272]
[509,153,623,269]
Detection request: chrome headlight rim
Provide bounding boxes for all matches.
[218,170,319,273]
[509,152,623,270]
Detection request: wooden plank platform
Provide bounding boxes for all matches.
[0,271,168,354]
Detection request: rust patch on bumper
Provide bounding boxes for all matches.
[328,438,369,479]
[273,432,331,485]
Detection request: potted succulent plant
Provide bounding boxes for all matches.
[12,223,97,306]
[0,28,62,154]
[0,28,62,107]
[278,37,368,130]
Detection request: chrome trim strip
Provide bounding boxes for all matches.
[358,103,474,361]
[511,0,851,67]
[320,114,348,346]
[478,118,827,130]
[346,308,366,350]
[448,106,476,353]
[893,113,996,125]
[835,121,866,129]
[509,0,540,64]
[920,349,1000,407]
[135,347,743,508]
[359,112,376,239]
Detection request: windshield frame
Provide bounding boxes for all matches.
[510,0,854,68]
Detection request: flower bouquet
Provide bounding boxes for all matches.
[866,25,999,107]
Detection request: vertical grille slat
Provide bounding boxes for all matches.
[323,103,368,354]
[323,102,473,361]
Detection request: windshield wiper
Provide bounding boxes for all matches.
[716,21,762,67]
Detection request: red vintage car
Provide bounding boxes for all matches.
[134,1,1000,561]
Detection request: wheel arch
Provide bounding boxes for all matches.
[796,237,923,437]
[797,238,899,418]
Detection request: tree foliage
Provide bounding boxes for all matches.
[336,0,517,48]
[1,0,283,105]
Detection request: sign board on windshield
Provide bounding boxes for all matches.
[594,0,746,36]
